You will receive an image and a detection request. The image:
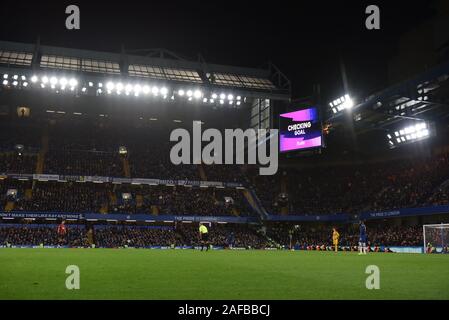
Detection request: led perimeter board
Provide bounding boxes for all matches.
[279,107,323,152]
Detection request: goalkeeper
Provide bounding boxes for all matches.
[332,227,339,253]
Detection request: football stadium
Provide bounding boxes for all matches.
[1,1,449,304]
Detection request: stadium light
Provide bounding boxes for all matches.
[106,82,115,91]
[2,71,244,108]
[194,90,202,99]
[387,122,432,149]
[329,94,354,114]
[69,78,78,87]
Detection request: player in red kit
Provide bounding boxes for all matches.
[57,220,67,246]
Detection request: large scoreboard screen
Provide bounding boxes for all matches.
[279,107,323,152]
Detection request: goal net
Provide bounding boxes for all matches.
[423,224,449,254]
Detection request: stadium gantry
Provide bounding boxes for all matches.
[0,39,291,131]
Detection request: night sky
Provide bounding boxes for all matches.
[0,0,437,100]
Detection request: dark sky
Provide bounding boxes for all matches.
[0,0,437,100]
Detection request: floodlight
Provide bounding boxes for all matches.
[220,93,226,100]
[23,81,28,87]
[2,80,8,85]
[88,82,94,87]
[227,94,234,100]
[194,90,202,99]
[178,89,185,96]
[3,74,8,79]
[59,78,68,86]
[31,75,38,83]
[134,84,142,94]
[387,121,433,148]
[220,99,224,104]
[69,78,78,87]
[125,84,132,92]
[12,81,18,86]
[329,94,354,113]
[42,76,49,84]
[203,98,208,103]
[186,90,193,97]
[143,85,150,94]
[236,96,241,100]
[21,75,26,81]
[106,82,115,91]
[160,87,168,95]
[152,86,159,95]
[116,83,124,92]
[13,75,18,80]
[211,93,218,99]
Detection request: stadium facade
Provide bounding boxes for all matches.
[0,40,449,253]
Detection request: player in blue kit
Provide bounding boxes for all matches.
[358,221,368,255]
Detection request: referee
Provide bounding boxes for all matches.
[199,223,209,251]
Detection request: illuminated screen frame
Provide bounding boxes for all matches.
[279,107,323,153]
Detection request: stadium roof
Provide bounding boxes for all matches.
[329,59,449,134]
[0,40,291,101]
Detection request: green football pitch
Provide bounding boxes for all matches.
[1,248,449,300]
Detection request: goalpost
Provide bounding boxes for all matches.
[423,224,449,254]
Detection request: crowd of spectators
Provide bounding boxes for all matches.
[15,181,109,213]
[253,152,449,215]
[95,226,179,248]
[0,222,427,249]
[265,223,423,248]
[0,153,37,174]
[175,223,266,248]
[44,150,123,177]
[2,119,449,218]
[110,185,253,216]
[0,223,87,247]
